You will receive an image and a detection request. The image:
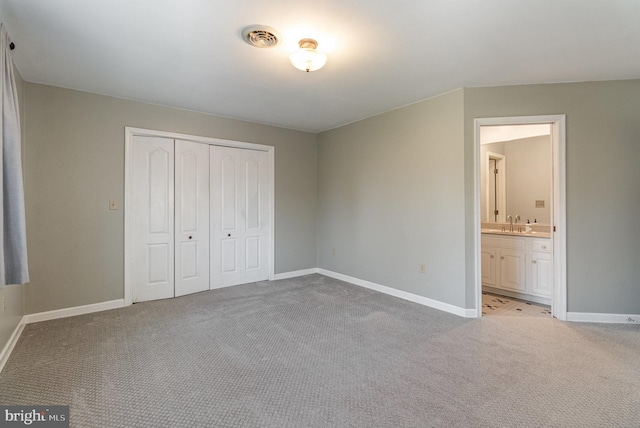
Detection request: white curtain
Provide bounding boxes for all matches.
[0,24,29,287]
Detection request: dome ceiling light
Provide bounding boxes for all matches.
[289,38,327,72]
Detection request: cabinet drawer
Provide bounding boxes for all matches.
[531,239,551,253]
[482,235,525,250]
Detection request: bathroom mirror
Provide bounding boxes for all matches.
[480,124,552,224]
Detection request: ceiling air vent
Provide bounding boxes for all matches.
[242,25,281,48]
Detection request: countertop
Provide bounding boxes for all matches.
[481,229,551,238]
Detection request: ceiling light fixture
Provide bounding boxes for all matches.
[289,38,327,72]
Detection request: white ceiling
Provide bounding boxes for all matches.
[481,124,551,145]
[1,1,639,133]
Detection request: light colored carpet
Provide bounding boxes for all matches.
[482,291,552,317]
[1,274,639,427]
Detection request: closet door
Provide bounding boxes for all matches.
[175,140,210,297]
[210,146,269,288]
[131,136,175,302]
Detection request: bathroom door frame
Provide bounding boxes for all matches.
[473,115,567,320]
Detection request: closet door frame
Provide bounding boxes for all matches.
[124,127,275,306]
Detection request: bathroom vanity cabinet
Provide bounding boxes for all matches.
[481,234,552,305]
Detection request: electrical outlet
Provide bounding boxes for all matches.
[109,199,118,210]
[419,263,426,274]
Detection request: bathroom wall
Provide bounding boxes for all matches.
[481,135,551,224]
[504,135,551,224]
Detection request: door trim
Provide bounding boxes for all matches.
[485,151,506,223]
[124,127,275,306]
[473,115,567,320]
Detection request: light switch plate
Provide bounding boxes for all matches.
[535,200,545,208]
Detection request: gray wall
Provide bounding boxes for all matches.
[0,61,26,352]
[23,83,317,314]
[317,90,467,308]
[319,79,640,315]
[11,77,640,322]
[464,80,640,314]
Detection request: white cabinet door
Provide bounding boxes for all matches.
[210,146,269,288]
[131,136,175,302]
[481,247,497,286]
[530,251,553,297]
[499,249,526,292]
[175,140,210,297]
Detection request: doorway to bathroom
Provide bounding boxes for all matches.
[474,115,567,320]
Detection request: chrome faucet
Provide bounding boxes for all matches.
[507,215,513,232]
[515,214,521,232]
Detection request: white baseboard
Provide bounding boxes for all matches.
[1,299,125,373]
[0,316,26,373]
[273,268,319,280]
[23,299,126,324]
[567,312,640,324]
[317,269,476,318]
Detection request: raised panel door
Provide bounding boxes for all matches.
[499,249,526,292]
[131,136,175,302]
[210,146,269,288]
[531,252,553,297]
[175,140,210,297]
[481,246,497,286]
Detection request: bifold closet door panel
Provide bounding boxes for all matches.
[130,136,175,302]
[210,146,270,288]
[175,140,210,297]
